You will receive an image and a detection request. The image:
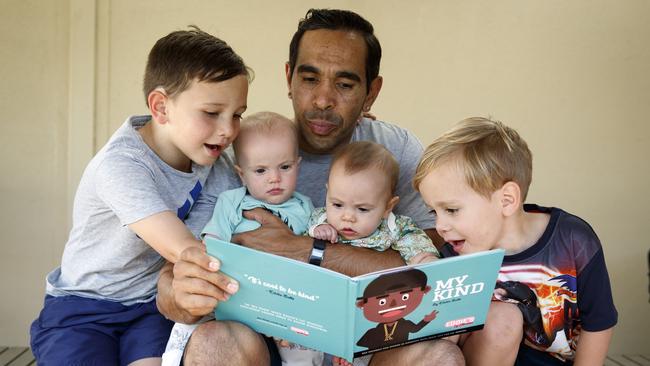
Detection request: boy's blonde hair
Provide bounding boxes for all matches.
[331,141,399,196]
[414,117,533,200]
[232,111,299,163]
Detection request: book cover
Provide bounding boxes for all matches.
[205,237,504,361]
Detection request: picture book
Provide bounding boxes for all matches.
[205,237,504,362]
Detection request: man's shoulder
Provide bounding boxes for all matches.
[353,118,413,142]
[353,118,423,160]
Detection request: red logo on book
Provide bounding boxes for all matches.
[445,316,475,328]
[290,326,310,336]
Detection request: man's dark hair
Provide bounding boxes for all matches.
[288,8,382,92]
[143,26,251,106]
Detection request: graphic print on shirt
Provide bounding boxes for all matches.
[499,264,579,360]
[177,181,203,220]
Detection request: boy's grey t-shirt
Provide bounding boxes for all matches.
[46,115,239,305]
[297,118,435,230]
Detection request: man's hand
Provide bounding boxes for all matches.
[232,208,312,261]
[157,246,239,323]
[233,208,404,277]
[312,223,339,243]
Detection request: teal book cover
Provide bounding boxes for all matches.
[205,237,504,362]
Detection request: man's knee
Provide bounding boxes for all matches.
[185,321,269,365]
[371,339,464,366]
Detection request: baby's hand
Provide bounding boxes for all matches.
[407,252,439,265]
[332,356,353,366]
[312,224,338,243]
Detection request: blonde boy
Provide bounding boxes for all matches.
[414,117,617,365]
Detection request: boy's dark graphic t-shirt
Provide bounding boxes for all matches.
[498,204,617,362]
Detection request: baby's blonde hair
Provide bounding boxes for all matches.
[414,117,533,200]
[331,141,399,196]
[232,111,298,163]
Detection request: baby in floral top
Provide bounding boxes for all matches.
[309,141,439,265]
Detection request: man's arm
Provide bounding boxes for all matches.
[232,208,404,277]
[156,247,240,323]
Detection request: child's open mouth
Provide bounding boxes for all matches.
[204,143,222,157]
[448,240,465,253]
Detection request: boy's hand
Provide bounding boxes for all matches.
[170,246,239,317]
[312,224,339,243]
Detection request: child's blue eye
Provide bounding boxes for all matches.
[358,207,369,213]
[254,168,266,174]
[280,164,292,170]
[332,203,342,208]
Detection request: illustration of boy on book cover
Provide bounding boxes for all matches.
[356,268,438,349]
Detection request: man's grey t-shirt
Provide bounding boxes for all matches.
[297,118,435,230]
[46,115,239,305]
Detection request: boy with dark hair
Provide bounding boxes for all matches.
[30,27,249,365]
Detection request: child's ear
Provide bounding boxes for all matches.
[234,165,245,183]
[148,88,168,124]
[384,196,400,218]
[500,181,522,217]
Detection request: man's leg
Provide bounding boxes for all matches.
[370,339,464,366]
[460,301,523,366]
[184,320,274,365]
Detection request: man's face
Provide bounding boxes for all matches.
[358,286,429,324]
[287,29,381,154]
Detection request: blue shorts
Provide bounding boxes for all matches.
[30,295,173,366]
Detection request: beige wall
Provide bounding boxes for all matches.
[2,0,648,354]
